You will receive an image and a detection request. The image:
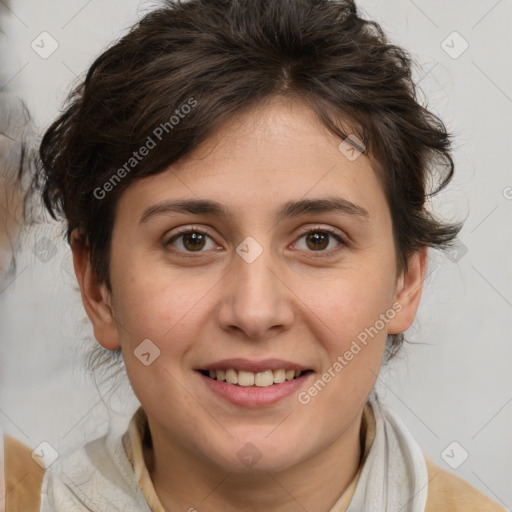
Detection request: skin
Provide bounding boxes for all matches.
[73,95,426,512]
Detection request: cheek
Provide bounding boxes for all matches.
[296,275,395,416]
[113,264,213,408]
[307,264,397,347]
[111,255,219,353]
[297,271,397,406]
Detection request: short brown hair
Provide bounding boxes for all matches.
[34,0,462,359]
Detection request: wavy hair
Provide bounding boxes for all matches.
[34,0,462,361]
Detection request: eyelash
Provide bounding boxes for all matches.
[165,225,348,257]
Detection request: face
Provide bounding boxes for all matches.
[77,96,424,474]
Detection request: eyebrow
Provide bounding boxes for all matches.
[139,196,370,225]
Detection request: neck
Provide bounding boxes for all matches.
[145,409,365,512]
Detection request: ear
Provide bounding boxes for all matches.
[387,247,427,335]
[71,230,120,350]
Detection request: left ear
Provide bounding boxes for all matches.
[71,230,120,350]
[387,247,427,334]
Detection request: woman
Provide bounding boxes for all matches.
[6,0,507,510]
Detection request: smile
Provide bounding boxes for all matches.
[199,368,312,387]
[196,358,314,406]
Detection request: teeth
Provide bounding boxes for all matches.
[225,369,238,385]
[205,368,306,386]
[273,369,286,384]
[255,370,274,387]
[238,370,255,387]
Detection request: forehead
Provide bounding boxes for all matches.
[115,97,389,227]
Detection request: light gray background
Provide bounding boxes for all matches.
[1,0,511,508]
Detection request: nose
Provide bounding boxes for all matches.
[216,242,295,341]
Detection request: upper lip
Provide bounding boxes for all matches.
[197,358,311,373]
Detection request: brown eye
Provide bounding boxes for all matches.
[305,231,329,251]
[166,229,217,253]
[182,232,207,251]
[294,228,345,253]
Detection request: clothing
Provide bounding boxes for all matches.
[346,395,428,511]
[2,430,44,512]
[2,394,507,511]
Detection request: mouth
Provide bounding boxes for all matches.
[198,368,313,387]
[195,358,314,406]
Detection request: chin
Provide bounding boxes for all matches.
[202,432,310,474]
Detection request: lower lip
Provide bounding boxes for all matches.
[198,372,313,407]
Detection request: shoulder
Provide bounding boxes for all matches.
[424,454,508,512]
[3,434,45,512]
[36,429,151,511]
